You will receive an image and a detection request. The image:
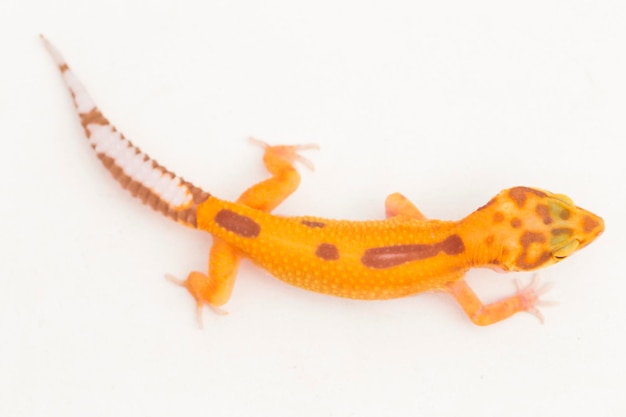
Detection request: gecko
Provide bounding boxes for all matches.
[42,36,604,326]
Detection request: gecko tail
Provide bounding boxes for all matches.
[41,35,211,228]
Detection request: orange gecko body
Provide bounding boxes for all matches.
[43,36,604,326]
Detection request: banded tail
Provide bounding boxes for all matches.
[41,36,211,228]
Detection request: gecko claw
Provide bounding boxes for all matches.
[526,307,545,324]
[248,136,270,149]
[248,137,319,171]
[165,273,184,286]
[165,273,228,328]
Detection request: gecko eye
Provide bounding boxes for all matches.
[552,194,575,207]
[553,240,580,259]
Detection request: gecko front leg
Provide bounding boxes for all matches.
[444,275,554,326]
[385,192,427,219]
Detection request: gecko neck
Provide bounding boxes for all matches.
[457,207,509,270]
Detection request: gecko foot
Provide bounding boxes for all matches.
[248,137,320,171]
[513,274,557,324]
[165,273,228,329]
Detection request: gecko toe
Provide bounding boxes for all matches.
[515,274,557,323]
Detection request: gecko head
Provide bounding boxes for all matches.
[477,187,604,271]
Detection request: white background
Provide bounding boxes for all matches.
[1,1,625,416]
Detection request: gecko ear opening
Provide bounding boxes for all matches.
[553,240,580,259]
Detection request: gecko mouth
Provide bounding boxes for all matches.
[553,240,580,259]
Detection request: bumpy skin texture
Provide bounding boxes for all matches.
[44,36,604,326]
[198,186,603,300]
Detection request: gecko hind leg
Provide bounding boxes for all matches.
[385,192,427,220]
[172,140,319,325]
[444,274,555,326]
[240,137,319,212]
[167,238,237,328]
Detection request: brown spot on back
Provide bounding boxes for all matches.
[493,212,505,223]
[301,220,325,228]
[315,243,339,260]
[535,204,553,225]
[560,209,571,220]
[215,210,261,238]
[583,215,600,233]
[509,187,547,208]
[485,235,495,246]
[510,218,522,228]
[361,235,465,269]
[439,234,465,255]
[362,244,438,269]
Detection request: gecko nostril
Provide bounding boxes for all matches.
[583,215,602,234]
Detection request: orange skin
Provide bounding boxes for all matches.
[181,143,604,326]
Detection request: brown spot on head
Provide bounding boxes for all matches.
[583,215,600,233]
[508,187,547,208]
[552,228,573,236]
[516,231,550,269]
[493,212,504,223]
[517,251,551,269]
[215,210,261,238]
[315,243,339,261]
[509,187,528,208]
[301,220,325,228]
[520,231,546,248]
[535,204,553,225]
[510,218,522,228]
